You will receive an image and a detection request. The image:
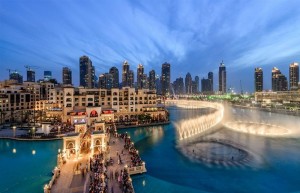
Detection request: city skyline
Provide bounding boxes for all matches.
[1,0,300,92]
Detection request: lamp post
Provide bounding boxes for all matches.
[12,126,16,138]
[32,126,35,138]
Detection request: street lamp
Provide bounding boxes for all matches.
[32,126,35,137]
[12,126,16,138]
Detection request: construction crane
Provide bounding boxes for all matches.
[6,69,16,78]
[24,65,39,71]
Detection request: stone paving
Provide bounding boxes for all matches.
[51,156,89,193]
[106,134,134,193]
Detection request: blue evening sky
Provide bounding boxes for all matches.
[1,0,300,92]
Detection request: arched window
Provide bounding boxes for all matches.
[90,110,98,117]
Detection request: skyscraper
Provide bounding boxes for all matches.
[185,73,192,94]
[109,67,119,88]
[98,73,113,89]
[156,75,162,95]
[141,74,148,89]
[194,76,199,93]
[79,55,95,88]
[173,77,184,95]
[219,61,226,93]
[122,61,130,87]
[161,62,171,96]
[62,67,72,85]
[272,67,288,91]
[208,72,213,92]
[44,71,52,81]
[128,70,134,88]
[254,68,263,92]
[149,70,156,90]
[201,78,210,93]
[289,62,299,91]
[201,72,214,93]
[26,69,35,82]
[137,64,144,89]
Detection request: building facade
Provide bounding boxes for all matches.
[9,71,23,84]
[218,61,226,94]
[122,61,130,87]
[272,67,288,91]
[80,55,95,88]
[98,73,113,89]
[289,62,299,91]
[148,70,156,90]
[109,67,119,88]
[137,64,144,89]
[62,67,72,85]
[48,86,165,123]
[255,68,263,92]
[173,77,184,95]
[161,62,170,96]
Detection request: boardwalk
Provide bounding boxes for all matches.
[51,156,89,193]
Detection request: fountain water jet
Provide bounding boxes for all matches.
[224,121,290,136]
[166,100,224,140]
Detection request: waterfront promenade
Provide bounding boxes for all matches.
[46,129,145,193]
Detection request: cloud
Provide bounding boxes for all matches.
[1,0,300,91]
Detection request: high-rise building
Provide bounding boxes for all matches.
[27,69,35,82]
[173,77,184,95]
[79,55,95,88]
[272,67,280,91]
[128,70,134,88]
[219,61,226,93]
[137,64,144,89]
[109,67,119,88]
[194,76,199,93]
[149,70,156,90]
[98,73,113,89]
[185,73,192,94]
[201,72,214,93]
[156,75,162,95]
[44,71,52,81]
[208,72,213,92]
[161,62,171,96]
[62,67,72,85]
[272,67,288,91]
[122,61,130,87]
[9,71,23,83]
[289,62,299,91]
[141,74,148,89]
[254,68,263,92]
[201,78,210,93]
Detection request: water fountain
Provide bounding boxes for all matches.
[224,121,290,136]
[166,100,224,140]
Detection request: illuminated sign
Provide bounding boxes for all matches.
[102,110,114,114]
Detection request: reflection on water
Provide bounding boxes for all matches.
[0,139,62,193]
[123,106,300,193]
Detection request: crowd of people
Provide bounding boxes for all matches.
[119,133,143,167]
[49,122,75,134]
[89,153,109,193]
